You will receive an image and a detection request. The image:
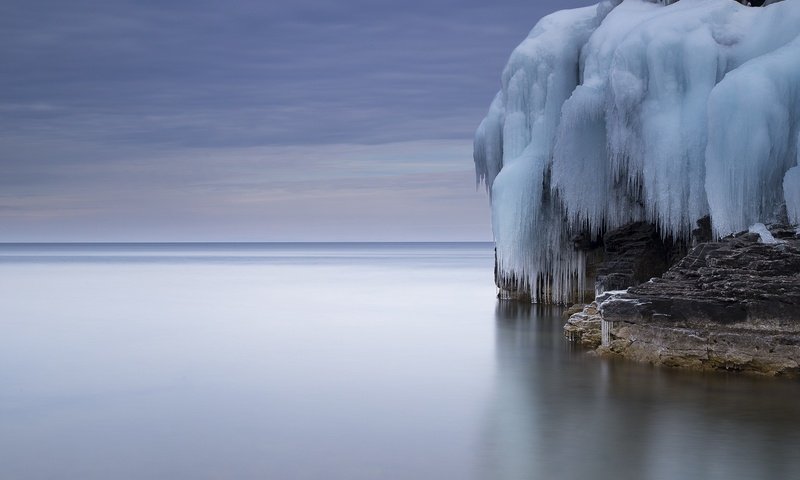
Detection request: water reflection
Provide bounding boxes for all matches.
[483,301,800,480]
[2,243,799,479]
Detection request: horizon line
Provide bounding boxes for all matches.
[0,240,496,245]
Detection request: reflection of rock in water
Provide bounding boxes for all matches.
[478,301,800,480]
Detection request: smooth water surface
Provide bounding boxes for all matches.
[1,243,799,480]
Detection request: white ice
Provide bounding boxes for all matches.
[474,0,800,303]
[748,222,780,244]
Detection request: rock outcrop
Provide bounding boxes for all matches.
[564,302,602,349]
[590,221,686,294]
[566,224,800,377]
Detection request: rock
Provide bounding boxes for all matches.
[562,303,585,319]
[596,224,800,377]
[594,221,686,294]
[564,302,603,349]
[692,215,713,245]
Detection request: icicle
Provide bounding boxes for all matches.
[474,0,800,304]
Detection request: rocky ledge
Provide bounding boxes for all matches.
[565,224,800,377]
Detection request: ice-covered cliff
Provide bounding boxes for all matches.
[474,0,800,304]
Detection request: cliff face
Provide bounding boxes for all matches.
[565,224,800,377]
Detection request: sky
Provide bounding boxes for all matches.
[1,0,593,242]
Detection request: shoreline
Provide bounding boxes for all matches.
[562,225,800,378]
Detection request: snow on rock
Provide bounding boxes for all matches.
[474,0,800,303]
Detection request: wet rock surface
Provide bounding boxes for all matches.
[595,225,800,377]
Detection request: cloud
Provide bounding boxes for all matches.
[0,139,490,241]
[1,0,594,147]
[0,0,593,240]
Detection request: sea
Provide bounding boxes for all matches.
[1,242,799,479]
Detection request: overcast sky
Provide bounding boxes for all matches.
[1,0,593,241]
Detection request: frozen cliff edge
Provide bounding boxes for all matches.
[474,0,800,304]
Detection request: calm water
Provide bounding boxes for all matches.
[1,243,799,480]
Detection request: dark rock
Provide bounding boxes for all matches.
[692,215,713,245]
[596,224,800,377]
[594,221,686,294]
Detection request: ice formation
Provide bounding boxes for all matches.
[785,133,800,225]
[748,222,780,244]
[474,0,800,303]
